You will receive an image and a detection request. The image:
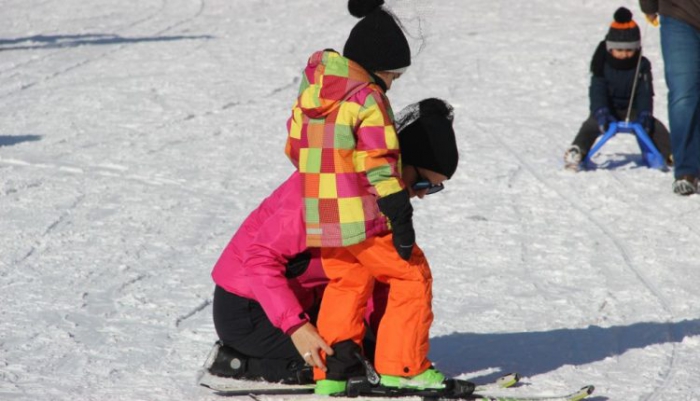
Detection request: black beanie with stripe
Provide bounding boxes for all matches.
[605,7,641,50]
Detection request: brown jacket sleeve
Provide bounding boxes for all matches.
[642,0,700,32]
[640,0,659,14]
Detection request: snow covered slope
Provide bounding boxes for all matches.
[1,0,699,400]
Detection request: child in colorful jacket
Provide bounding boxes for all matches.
[285,1,459,395]
[564,7,671,171]
[204,97,457,389]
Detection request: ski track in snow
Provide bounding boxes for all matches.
[0,0,206,99]
[13,194,86,266]
[0,157,187,187]
[598,170,700,401]
[477,117,679,400]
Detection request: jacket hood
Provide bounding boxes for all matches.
[296,50,377,119]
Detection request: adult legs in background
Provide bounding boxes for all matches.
[660,16,700,183]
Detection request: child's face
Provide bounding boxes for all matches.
[610,48,637,60]
[402,165,448,199]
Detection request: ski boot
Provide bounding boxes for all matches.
[206,341,248,378]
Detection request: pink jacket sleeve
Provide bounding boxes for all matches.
[242,173,312,334]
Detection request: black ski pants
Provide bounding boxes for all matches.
[212,285,308,382]
[212,285,377,382]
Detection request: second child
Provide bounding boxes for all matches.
[564,7,672,171]
[285,1,459,395]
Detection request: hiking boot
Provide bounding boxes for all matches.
[206,341,248,378]
[314,379,347,395]
[672,175,698,196]
[380,367,446,390]
[564,145,582,171]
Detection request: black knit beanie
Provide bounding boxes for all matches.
[398,99,458,179]
[605,7,641,50]
[343,0,411,72]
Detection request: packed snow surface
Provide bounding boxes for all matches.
[2,0,699,400]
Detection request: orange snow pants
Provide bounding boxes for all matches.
[313,233,433,380]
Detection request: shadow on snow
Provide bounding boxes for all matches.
[0,135,42,147]
[0,33,213,51]
[430,319,700,381]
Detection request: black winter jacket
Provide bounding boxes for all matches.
[588,41,654,114]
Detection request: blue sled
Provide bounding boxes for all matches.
[583,121,666,170]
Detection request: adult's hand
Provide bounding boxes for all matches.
[290,322,334,372]
[645,13,659,26]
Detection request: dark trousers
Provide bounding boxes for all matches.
[213,285,307,382]
[572,109,672,161]
[661,15,700,178]
[213,285,377,382]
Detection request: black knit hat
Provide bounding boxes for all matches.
[605,7,641,50]
[343,0,411,72]
[397,98,458,179]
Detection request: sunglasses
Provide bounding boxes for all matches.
[411,167,445,195]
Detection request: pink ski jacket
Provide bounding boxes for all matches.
[211,172,327,334]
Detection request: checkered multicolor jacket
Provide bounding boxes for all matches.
[285,50,405,247]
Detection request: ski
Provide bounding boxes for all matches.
[198,371,314,394]
[200,378,593,401]
[341,378,592,401]
[201,373,519,397]
[207,383,315,396]
[430,384,595,401]
[203,385,594,401]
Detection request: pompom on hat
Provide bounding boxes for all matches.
[605,7,641,50]
[343,0,411,73]
[396,98,459,179]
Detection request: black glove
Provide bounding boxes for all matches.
[285,251,311,278]
[635,110,653,133]
[377,189,415,261]
[594,107,616,134]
